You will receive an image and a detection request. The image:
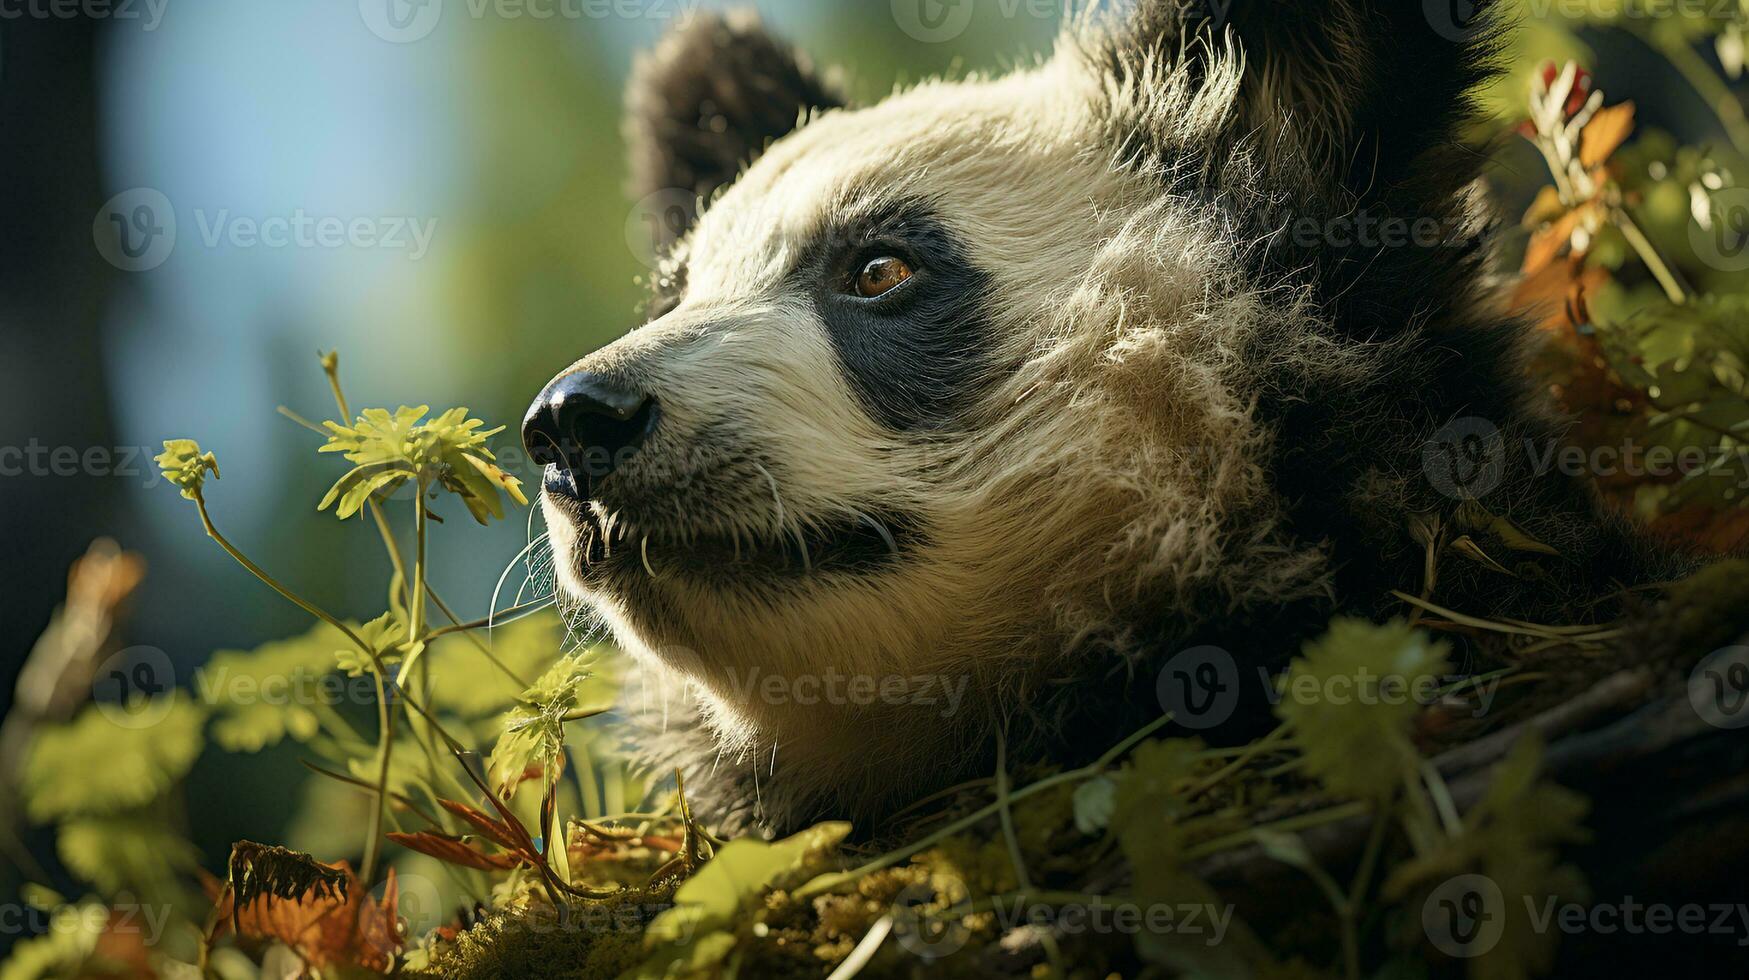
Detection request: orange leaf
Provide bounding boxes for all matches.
[1523,207,1586,275]
[1650,503,1749,555]
[211,861,403,972]
[1521,186,1568,229]
[1580,101,1635,170]
[388,831,523,870]
[1510,253,1610,334]
[437,797,527,852]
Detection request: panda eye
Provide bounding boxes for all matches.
[851,256,914,299]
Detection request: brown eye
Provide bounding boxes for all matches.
[853,256,913,298]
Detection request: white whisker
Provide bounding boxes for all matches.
[754,462,810,572]
[490,530,551,636]
[856,511,899,555]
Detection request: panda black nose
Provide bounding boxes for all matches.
[522,372,658,495]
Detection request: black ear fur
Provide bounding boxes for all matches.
[1099,0,1501,199]
[624,10,842,237]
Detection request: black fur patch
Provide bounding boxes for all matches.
[798,203,997,432]
[624,10,842,250]
[1096,0,1502,198]
[1079,0,1690,729]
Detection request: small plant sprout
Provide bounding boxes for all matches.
[153,439,219,499]
[157,352,539,888]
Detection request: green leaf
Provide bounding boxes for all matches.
[424,613,568,719]
[57,814,201,902]
[1274,619,1449,801]
[1110,737,1205,873]
[333,612,405,678]
[318,405,522,524]
[486,652,597,795]
[0,904,107,980]
[23,695,205,822]
[319,462,413,520]
[198,621,360,753]
[440,450,528,525]
[631,822,851,978]
[1385,739,1589,980]
[1106,739,1263,977]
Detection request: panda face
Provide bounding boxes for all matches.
[523,2,1522,803]
[531,60,1182,706]
[531,63,1077,665]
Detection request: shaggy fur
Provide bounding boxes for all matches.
[531,1,1691,835]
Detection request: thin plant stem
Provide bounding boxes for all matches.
[319,351,413,611]
[994,726,1032,892]
[192,493,369,653]
[1181,801,1372,861]
[361,673,394,884]
[424,596,554,640]
[794,712,1176,900]
[425,586,534,688]
[398,486,464,827]
[1614,208,1690,305]
[300,758,446,830]
[412,494,427,641]
[189,491,398,886]
[1652,31,1749,158]
[1184,723,1289,799]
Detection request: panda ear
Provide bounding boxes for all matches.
[624,10,842,225]
[1095,0,1500,195]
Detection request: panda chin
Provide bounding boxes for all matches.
[541,481,910,594]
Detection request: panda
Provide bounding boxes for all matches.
[520,0,1689,835]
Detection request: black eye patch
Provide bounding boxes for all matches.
[799,203,996,432]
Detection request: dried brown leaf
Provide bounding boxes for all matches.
[386,831,522,871]
[1580,101,1635,170]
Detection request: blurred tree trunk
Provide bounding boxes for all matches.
[0,19,118,717]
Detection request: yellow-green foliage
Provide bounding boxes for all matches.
[1275,620,1450,801]
[23,696,204,823]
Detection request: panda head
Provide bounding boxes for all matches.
[524,3,1499,770]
